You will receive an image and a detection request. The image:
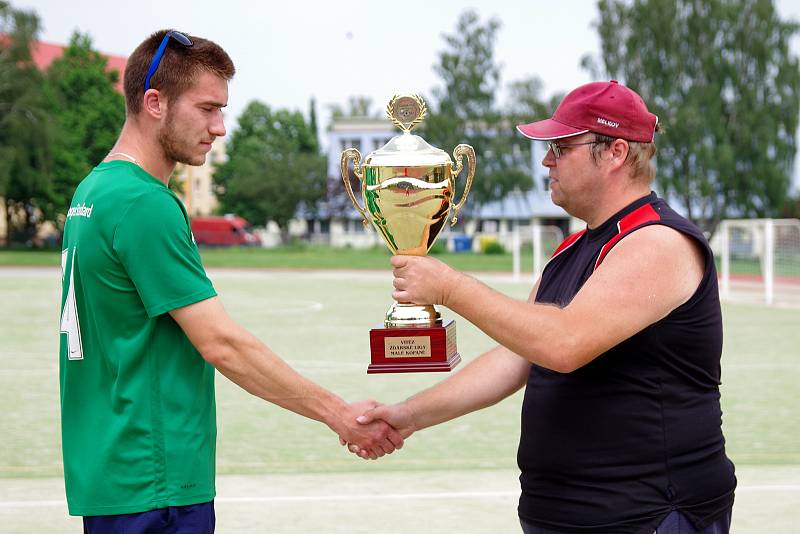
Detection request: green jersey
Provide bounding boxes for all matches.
[59,161,218,516]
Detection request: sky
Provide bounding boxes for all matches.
[12,0,800,190]
[14,0,800,127]
[15,0,604,132]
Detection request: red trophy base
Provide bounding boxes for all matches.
[367,319,461,374]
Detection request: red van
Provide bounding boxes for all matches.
[190,215,261,247]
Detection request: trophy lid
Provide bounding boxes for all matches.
[364,132,452,167]
[363,95,452,167]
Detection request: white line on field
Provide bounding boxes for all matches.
[2,485,799,509]
[218,491,518,503]
[726,363,800,369]
[0,492,515,509]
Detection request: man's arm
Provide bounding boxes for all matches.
[354,281,540,443]
[357,344,531,440]
[170,297,402,458]
[391,225,705,373]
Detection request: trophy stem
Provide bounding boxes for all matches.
[385,301,442,327]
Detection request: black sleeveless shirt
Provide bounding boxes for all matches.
[517,193,736,533]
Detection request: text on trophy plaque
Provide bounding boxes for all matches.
[384,336,432,358]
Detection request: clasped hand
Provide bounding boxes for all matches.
[340,401,417,460]
[339,256,449,460]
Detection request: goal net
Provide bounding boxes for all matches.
[715,219,800,306]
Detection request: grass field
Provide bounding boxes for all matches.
[3,245,797,279]
[0,245,536,272]
[0,267,798,533]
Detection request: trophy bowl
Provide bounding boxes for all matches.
[340,95,476,373]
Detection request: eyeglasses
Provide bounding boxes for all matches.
[546,140,601,159]
[144,30,193,91]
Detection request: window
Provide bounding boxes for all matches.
[341,138,361,152]
[481,220,499,233]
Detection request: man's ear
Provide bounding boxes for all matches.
[142,89,166,120]
[606,139,630,172]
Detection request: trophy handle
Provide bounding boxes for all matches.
[340,148,370,226]
[450,144,476,225]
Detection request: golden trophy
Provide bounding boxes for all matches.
[340,95,476,373]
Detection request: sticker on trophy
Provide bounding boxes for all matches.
[387,94,427,132]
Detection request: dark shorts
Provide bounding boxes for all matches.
[520,509,732,534]
[83,500,215,534]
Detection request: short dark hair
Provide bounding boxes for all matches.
[123,29,235,115]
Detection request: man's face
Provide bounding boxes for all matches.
[541,133,603,214]
[158,70,228,166]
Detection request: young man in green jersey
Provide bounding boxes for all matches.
[59,29,402,533]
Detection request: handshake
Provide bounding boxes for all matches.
[335,399,417,460]
[327,255,463,459]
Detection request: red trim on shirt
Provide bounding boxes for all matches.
[551,230,586,260]
[594,203,661,271]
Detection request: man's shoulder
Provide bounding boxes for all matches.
[127,186,185,219]
[609,196,709,254]
[76,163,164,199]
[72,165,181,224]
[599,215,707,274]
[649,197,706,238]
[616,223,697,252]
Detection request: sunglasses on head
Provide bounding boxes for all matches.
[144,30,193,92]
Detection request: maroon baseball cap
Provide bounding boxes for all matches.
[516,80,658,143]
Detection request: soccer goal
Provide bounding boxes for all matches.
[510,222,565,281]
[715,219,800,306]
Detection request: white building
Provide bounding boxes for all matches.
[290,116,398,248]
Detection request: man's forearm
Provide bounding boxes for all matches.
[444,276,574,372]
[171,297,402,458]
[405,345,529,431]
[400,226,707,374]
[206,322,347,431]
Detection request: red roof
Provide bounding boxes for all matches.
[30,40,127,92]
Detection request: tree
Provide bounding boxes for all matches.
[43,31,125,231]
[506,77,563,127]
[423,10,532,210]
[0,1,54,244]
[308,96,319,146]
[504,76,565,190]
[586,0,800,236]
[781,192,800,219]
[214,101,326,243]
